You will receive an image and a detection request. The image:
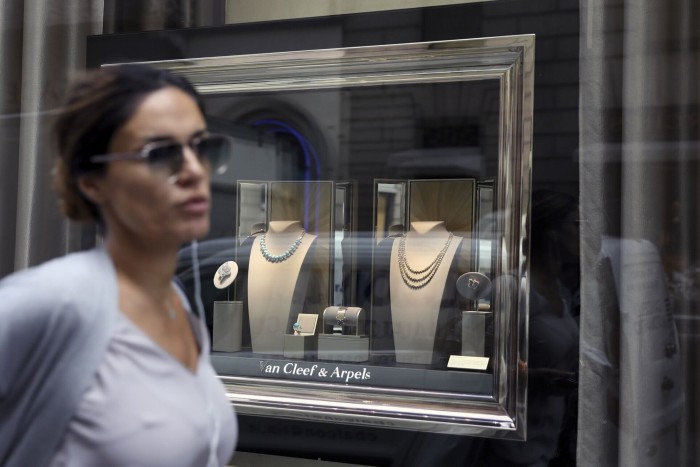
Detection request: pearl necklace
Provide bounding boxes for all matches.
[397,232,454,290]
[259,230,306,263]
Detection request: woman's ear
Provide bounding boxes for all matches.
[77,175,107,206]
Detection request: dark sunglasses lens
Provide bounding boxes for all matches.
[195,136,231,175]
[147,143,183,175]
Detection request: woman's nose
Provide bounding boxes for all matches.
[172,144,207,184]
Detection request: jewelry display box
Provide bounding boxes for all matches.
[283,313,320,359]
[317,306,369,362]
[212,262,243,353]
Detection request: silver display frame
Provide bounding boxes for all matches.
[116,34,534,438]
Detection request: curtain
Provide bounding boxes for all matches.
[579,0,700,465]
[0,1,104,278]
[0,0,216,279]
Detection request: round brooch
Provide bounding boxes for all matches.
[213,261,238,289]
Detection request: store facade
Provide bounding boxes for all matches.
[1,1,698,465]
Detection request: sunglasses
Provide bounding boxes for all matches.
[90,133,233,183]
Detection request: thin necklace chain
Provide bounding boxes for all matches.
[259,230,306,263]
[397,232,454,290]
[164,293,178,320]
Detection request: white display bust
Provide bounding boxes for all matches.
[389,221,462,364]
[248,220,317,354]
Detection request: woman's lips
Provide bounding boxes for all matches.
[181,196,210,214]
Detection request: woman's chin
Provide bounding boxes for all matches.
[178,221,210,244]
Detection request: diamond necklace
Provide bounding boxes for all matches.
[397,232,454,290]
[259,230,306,263]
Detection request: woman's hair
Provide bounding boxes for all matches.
[52,64,205,223]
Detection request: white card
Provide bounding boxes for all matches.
[296,313,319,335]
[447,355,489,371]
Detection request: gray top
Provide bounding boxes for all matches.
[0,248,120,467]
[50,308,237,467]
[0,247,237,467]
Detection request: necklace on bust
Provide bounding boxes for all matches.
[397,232,454,290]
[259,229,307,263]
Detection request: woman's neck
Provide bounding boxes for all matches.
[105,235,178,301]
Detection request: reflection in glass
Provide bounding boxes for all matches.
[374,181,407,243]
[333,182,355,306]
[476,181,495,310]
[237,182,268,245]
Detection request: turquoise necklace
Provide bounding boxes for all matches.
[259,230,306,263]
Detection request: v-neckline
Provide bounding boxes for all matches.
[117,308,204,375]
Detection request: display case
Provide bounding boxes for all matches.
[134,34,534,438]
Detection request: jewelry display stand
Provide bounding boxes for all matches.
[318,306,369,362]
[461,311,489,357]
[213,301,244,352]
[284,313,319,359]
[456,272,492,359]
[238,180,334,355]
[212,261,243,352]
[248,220,318,355]
[389,221,463,365]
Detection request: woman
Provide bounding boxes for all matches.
[0,65,237,466]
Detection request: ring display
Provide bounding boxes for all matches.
[283,313,320,360]
[456,272,492,303]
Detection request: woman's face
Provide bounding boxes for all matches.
[86,86,211,249]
